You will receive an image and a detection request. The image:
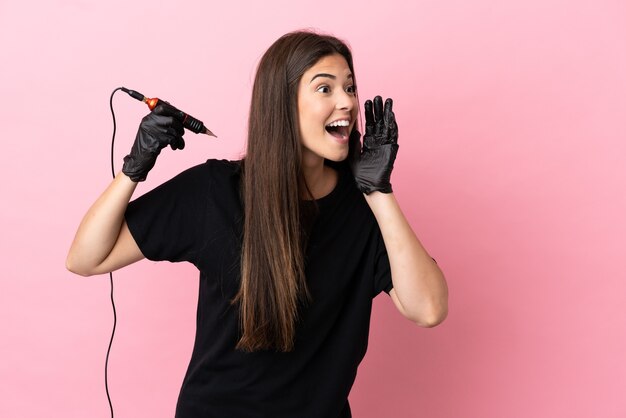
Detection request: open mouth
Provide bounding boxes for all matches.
[325,121,350,140]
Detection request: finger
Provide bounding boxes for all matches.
[363,134,379,150]
[154,101,183,120]
[388,111,399,144]
[171,118,185,137]
[383,99,395,144]
[170,136,185,150]
[153,102,173,115]
[167,124,184,139]
[373,96,385,137]
[148,114,177,135]
[383,98,393,126]
[373,96,383,123]
[364,100,374,135]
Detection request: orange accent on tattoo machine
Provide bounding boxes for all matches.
[121,87,216,137]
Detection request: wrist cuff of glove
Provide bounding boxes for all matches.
[122,155,149,182]
[358,183,393,195]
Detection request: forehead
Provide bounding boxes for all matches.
[303,54,351,79]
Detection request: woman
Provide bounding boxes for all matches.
[67,30,448,418]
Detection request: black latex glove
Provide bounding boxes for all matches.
[122,103,185,182]
[349,96,399,194]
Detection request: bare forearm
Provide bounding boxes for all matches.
[365,192,448,325]
[66,172,137,275]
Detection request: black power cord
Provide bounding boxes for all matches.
[103,87,212,417]
[103,86,124,418]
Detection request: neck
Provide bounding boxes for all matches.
[300,151,336,200]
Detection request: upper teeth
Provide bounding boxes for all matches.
[327,120,349,127]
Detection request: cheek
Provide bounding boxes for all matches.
[300,101,326,130]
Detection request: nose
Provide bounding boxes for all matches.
[336,89,355,111]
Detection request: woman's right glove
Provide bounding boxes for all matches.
[122,103,185,182]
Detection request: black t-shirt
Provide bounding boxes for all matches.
[125,159,393,418]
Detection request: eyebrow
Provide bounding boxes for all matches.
[309,73,353,84]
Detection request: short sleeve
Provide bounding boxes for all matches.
[124,162,212,264]
[373,229,393,297]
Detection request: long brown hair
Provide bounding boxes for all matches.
[231,30,357,352]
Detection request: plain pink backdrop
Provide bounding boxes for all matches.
[1,0,625,417]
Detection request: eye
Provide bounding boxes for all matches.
[316,85,331,93]
[346,85,357,94]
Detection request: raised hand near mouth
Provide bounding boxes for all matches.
[349,96,399,194]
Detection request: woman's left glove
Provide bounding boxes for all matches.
[349,96,399,194]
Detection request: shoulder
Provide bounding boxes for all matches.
[131,159,241,207]
[171,159,242,186]
[205,158,242,172]
[187,158,241,176]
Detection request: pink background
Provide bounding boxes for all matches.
[1,0,625,417]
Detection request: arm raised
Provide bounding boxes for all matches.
[349,96,447,326]
[367,192,448,327]
[66,173,143,276]
[67,103,186,276]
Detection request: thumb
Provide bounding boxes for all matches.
[348,129,362,162]
[170,136,186,151]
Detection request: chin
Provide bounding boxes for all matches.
[325,150,349,162]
